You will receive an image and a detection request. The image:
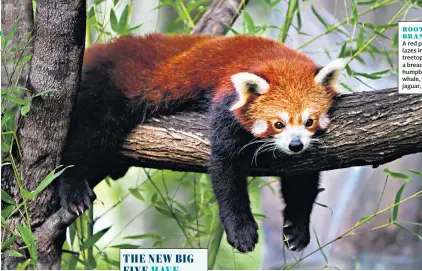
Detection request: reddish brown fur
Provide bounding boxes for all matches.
[84,33,336,134]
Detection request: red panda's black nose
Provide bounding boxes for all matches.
[288,137,303,152]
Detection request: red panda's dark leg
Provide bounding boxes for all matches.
[208,94,259,253]
[280,172,320,252]
[58,60,141,215]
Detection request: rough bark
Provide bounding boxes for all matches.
[2,0,85,269]
[122,88,422,175]
[191,0,248,35]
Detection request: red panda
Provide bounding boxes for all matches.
[59,33,344,253]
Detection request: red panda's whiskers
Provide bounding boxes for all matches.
[238,138,270,155]
[252,142,278,165]
[272,146,281,159]
[252,142,270,165]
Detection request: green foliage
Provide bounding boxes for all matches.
[157,0,210,33]
[86,0,142,45]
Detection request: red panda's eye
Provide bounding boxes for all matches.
[274,121,285,129]
[305,119,314,127]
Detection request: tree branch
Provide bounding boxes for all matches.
[122,88,422,175]
[191,0,248,35]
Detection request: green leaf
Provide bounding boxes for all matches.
[395,223,422,241]
[252,213,266,220]
[129,188,144,202]
[3,94,28,105]
[67,255,79,270]
[1,236,17,250]
[113,0,119,6]
[1,105,18,128]
[16,259,31,270]
[124,233,161,240]
[110,9,120,33]
[101,256,120,268]
[1,189,14,204]
[88,6,96,19]
[392,29,398,48]
[126,24,143,33]
[152,240,162,248]
[80,226,111,250]
[269,0,283,8]
[354,70,390,80]
[20,187,34,200]
[345,64,353,76]
[243,11,255,34]
[151,193,157,204]
[17,224,37,262]
[17,224,37,245]
[94,0,106,5]
[357,0,378,5]
[119,4,133,33]
[351,1,358,25]
[340,82,354,92]
[31,166,72,198]
[170,199,189,214]
[356,215,372,225]
[356,26,365,48]
[311,5,328,28]
[68,224,77,247]
[406,168,422,176]
[20,103,31,116]
[3,20,17,47]
[392,180,409,222]
[21,55,32,66]
[384,168,411,180]
[1,205,15,221]
[111,244,140,249]
[33,89,55,97]
[5,249,24,258]
[153,202,180,219]
[315,202,333,214]
[383,48,394,69]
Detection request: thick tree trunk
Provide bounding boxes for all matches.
[2,0,86,269]
[122,88,422,175]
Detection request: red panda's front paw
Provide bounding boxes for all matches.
[225,219,259,253]
[59,178,96,216]
[283,220,310,252]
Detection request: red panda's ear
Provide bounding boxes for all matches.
[314,59,345,92]
[230,72,269,111]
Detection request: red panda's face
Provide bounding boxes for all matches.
[231,59,344,155]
